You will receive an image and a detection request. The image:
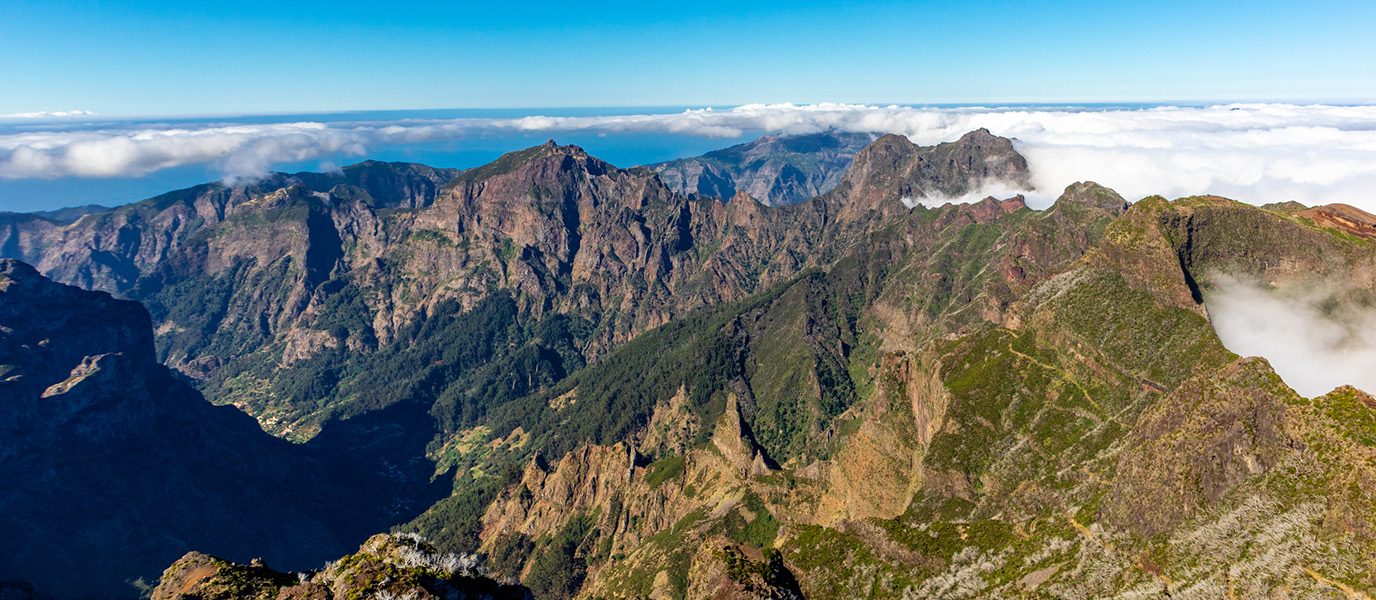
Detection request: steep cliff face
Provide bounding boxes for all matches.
[0,260,406,599]
[823,128,1032,232]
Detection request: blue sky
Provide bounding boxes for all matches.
[4,0,1375,116]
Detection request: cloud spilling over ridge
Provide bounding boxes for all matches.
[4,103,1376,210]
[902,182,1037,209]
[1207,275,1376,397]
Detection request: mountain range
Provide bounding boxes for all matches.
[1,130,1373,600]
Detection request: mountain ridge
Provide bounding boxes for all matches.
[5,131,1376,599]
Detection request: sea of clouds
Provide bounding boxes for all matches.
[5,103,1376,211]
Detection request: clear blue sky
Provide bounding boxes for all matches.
[2,0,1374,115]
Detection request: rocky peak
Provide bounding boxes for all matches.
[652,132,872,206]
[1051,181,1129,215]
[826,130,1032,229]
[711,394,775,477]
[447,140,610,187]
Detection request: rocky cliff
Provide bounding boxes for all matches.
[150,533,528,600]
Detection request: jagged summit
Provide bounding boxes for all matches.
[1050,181,1129,214]
[818,129,1032,230]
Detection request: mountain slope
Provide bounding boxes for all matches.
[392,187,1376,599]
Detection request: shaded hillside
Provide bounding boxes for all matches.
[651,132,874,206]
[0,260,422,598]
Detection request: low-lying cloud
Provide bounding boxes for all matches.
[902,181,1039,209]
[1,110,96,119]
[1206,275,1376,397]
[5,103,1376,211]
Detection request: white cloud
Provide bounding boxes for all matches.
[4,103,1376,211]
[1,110,96,119]
[1206,274,1376,397]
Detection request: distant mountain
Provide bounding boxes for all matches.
[651,132,875,205]
[3,204,111,224]
[0,260,419,598]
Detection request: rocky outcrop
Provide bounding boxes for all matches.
[712,394,775,478]
[824,128,1032,231]
[152,534,525,600]
[1104,357,1291,538]
[1297,202,1376,239]
[683,538,803,600]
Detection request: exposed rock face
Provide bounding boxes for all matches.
[1297,202,1376,239]
[152,535,525,600]
[442,184,1376,599]
[825,128,1032,231]
[712,394,775,478]
[0,260,401,599]
[653,132,874,206]
[1104,357,1290,538]
[683,539,803,600]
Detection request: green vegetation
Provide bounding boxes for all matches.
[525,514,595,600]
[402,462,522,554]
[1318,386,1376,447]
[447,144,552,187]
[720,491,781,549]
[486,533,535,581]
[644,454,686,488]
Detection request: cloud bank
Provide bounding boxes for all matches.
[1,110,96,119]
[4,103,1376,211]
[1207,275,1376,397]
